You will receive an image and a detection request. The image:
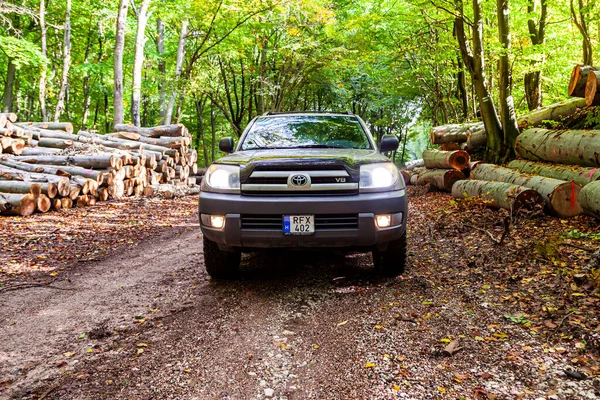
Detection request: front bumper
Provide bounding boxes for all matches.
[198,190,407,249]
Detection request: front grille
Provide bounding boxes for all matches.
[241,214,359,230]
[241,168,358,195]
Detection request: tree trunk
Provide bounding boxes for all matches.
[54,0,71,122]
[497,0,519,161]
[38,0,48,122]
[524,0,547,111]
[508,160,600,187]
[24,122,74,133]
[515,128,600,167]
[416,168,465,192]
[2,59,16,113]
[570,0,593,66]
[423,149,470,170]
[452,179,544,211]
[157,17,166,123]
[113,123,187,138]
[568,65,599,97]
[131,0,152,127]
[0,181,57,198]
[113,0,129,127]
[471,163,582,217]
[518,97,588,128]
[524,72,542,111]
[579,181,600,218]
[584,70,600,106]
[165,20,188,125]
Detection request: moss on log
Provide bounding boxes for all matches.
[515,128,600,167]
[471,164,582,218]
[452,179,544,211]
[507,160,600,187]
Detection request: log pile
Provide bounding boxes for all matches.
[428,97,589,152]
[568,65,600,106]
[0,113,199,216]
[407,149,470,192]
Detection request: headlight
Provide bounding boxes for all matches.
[359,163,403,193]
[201,164,240,194]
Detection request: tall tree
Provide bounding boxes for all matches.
[1,59,16,112]
[497,0,519,161]
[524,0,547,110]
[157,17,166,122]
[131,0,152,127]
[113,0,129,127]
[570,0,594,65]
[165,19,188,125]
[455,0,503,162]
[38,0,48,121]
[54,0,72,122]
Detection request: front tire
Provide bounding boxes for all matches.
[202,236,241,279]
[373,232,406,277]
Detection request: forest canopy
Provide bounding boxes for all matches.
[0,0,598,165]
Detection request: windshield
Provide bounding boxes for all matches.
[240,115,372,150]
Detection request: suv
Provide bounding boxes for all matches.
[198,112,408,278]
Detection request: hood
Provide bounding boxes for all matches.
[216,148,391,170]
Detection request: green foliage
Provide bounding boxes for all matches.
[0,36,45,67]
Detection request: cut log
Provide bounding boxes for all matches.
[507,160,600,187]
[0,193,36,216]
[400,170,410,184]
[0,193,12,212]
[0,166,70,197]
[69,184,81,200]
[568,65,599,97]
[1,137,25,154]
[27,121,74,134]
[430,122,483,144]
[61,197,73,209]
[0,158,70,177]
[20,147,61,155]
[11,154,120,169]
[36,194,51,213]
[515,128,600,167]
[0,181,56,198]
[466,129,487,151]
[0,113,17,123]
[38,138,74,149]
[471,164,582,218]
[416,168,465,191]
[579,181,600,219]
[423,149,470,170]
[439,143,461,151]
[452,179,544,212]
[52,198,62,211]
[517,97,588,129]
[584,70,600,106]
[113,123,187,138]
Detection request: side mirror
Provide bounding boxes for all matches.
[379,136,399,153]
[219,137,235,153]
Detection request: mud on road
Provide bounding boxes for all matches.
[1,188,599,399]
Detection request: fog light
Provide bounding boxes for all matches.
[210,215,226,229]
[201,214,226,229]
[375,214,392,228]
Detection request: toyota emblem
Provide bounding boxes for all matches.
[290,174,308,187]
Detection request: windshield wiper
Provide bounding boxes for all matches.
[295,144,347,149]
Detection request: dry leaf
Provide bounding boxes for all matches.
[365,362,376,368]
[337,320,348,326]
[443,339,461,356]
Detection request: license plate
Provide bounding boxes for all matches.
[283,215,315,235]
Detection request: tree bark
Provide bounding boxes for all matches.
[423,149,470,170]
[113,123,187,138]
[568,65,599,97]
[524,0,547,110]
[157,17,166,123]
[113,0,129,127]
[507,160,600,187]
[452,179,544,211]
[497,0,520,161]
[131,0,152,127]
[165,20,188,125]
[38,0,49,122]
[579,181,600,218]
[570,0,593,66]
[0,181,57,198]
[2,59,16,113]
[515,128,600,167]
[54,0,72,122]
[416,168,465,192]
[430,122,483,144]
[471,163,582,217]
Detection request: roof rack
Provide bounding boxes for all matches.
[264,111,354,116]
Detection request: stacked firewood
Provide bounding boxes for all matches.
[0,113,199,216]
[569,65,600,106]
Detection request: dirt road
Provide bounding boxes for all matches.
[1,189,598,399]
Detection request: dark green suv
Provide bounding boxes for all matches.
[198,112,408,278]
